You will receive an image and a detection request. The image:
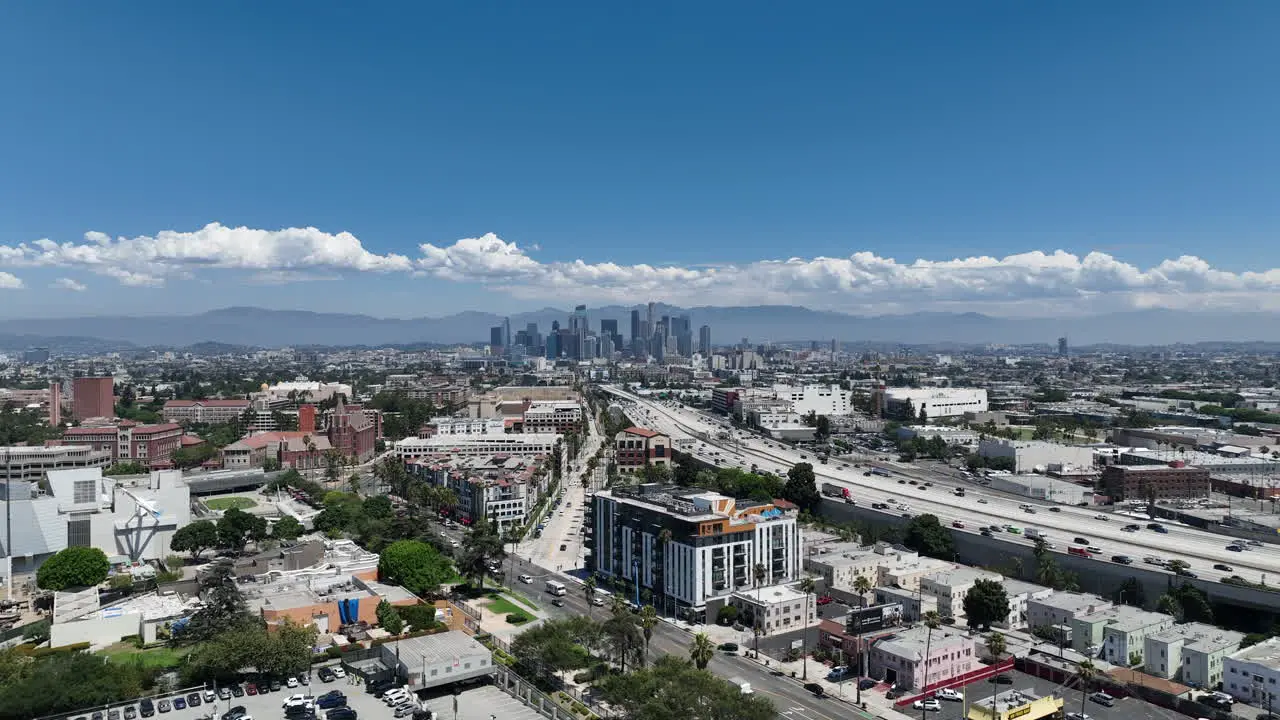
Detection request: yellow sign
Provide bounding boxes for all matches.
[1008,707,1032,720]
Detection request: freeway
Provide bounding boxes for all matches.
[605,386,1280,586]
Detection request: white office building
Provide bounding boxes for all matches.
[395,432,560,460]
[978,439,1097,474]
[773,384,853,417]
[884,388,988,419]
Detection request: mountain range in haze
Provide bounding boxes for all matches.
[2,305,1280,351]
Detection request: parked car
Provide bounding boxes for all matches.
[287,676,300,688]
[816,595,833,605]
[157,700,171,713]
[124,708,138,720]
[394,703,418,718]
[203,689,216,703]
[173,697,186,711]
[718,643,739,652]
[326,709,357,720]
[187,693,202,707]
[218,688,232,700]
[912,699,941,712]
[1089,692,1115,707]
[270,678,283,692]
[934,688,962,702]
[1066,713,1092,720]
[318,668,335,682]
[245,683,258,695]
[317,692,347,709]
[858,678,877,691]
[990,674,1013,684]
[139,699,154,717]
[230,684,244,697]
[803,682,825,697]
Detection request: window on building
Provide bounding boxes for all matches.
[73,480,95,504]
[67,517,91,547]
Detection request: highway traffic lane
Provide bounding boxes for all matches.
[616,390,1279,582]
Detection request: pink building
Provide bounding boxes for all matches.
[868,625,977,692]
[73,376,115,421]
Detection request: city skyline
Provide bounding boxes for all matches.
[4,5,1280,317]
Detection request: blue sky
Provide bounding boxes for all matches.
[2,2,1280,318]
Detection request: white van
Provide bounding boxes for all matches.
[518,573,533,584]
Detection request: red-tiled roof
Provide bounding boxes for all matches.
[623,427,660,438]
[180,435,205,446]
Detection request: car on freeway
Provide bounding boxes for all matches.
[952,521,965,529]
[1214,563,1234,572]
[977,498,988,504]
[1093,514,1109,521]
[912,699,941,711]
[1048,507,1061,512]
[1112,555,1133,564]
[1122,524,1140,532]
[1086,546,1103,554]
[1073,536,1090,545]
[1227,544,1245,552]
[1144,556,1165,566]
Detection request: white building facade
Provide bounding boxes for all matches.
[884,388,988,419]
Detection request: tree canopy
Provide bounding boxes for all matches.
[902,514,956,560]
[378,540,454,597]
[962,578,1010,629]
[597,655,775,720]
[36,546,110,591]
[176,564,255,644]
[186,619,317,682]
[272,515,304,541]
[171,520,219,560]
[376,599,405,635]
[782,463,820,512]
[0,648,148,720]
[216,508,268,553]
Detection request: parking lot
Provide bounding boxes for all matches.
[918,671,1192,720]
[61,667,534,720]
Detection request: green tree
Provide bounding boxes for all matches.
[103,461,147,476]
[962,579,1010,630]
[216,507,268,553]
[920,610,941,714]
[690,632,715,670]
[376,599,405,635]
[597,655,775,720]
[902,514,956,560]
[986,632,1007,713]
[798,576,817,679]
[1156,593,1182,619]
[171,520,219,560]
[378,540,453,597]
[176,564,254,644]
[459,519,505,590]
[36,546,110,591]
[602,606,643,673]
[363,494,393,520]
[783,462,820,512]
[272,515,304,541]
[0,648,149,720]
[1114,577,1146,607]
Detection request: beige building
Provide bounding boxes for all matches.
[0,445,111,488]
[728,583,815,636]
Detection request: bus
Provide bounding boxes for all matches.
[545,580,567,596]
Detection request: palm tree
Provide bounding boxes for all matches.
[852,574,873,701]
[637,605,658,666]
[1076,659,1097,718]
[690,632,715,670]
[986,632,1007,716]
[798,576,817,680]
[920,610,941,718]
[584,576,598,615]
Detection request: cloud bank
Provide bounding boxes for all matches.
[2,223,1278,314]
[51,278,87,292]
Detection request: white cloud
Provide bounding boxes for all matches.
[51,278,87,292]
[0,222,413,286]
[0,272,22,289]
[4,223,1280,314]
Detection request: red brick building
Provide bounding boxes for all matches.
[73,376,115,421]
[614,426,671,474]
[1101,464,1211,502]
[327,399,376,463]
[62,421,183,468]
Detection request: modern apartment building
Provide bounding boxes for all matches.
[73,377,115,421]
[0,445,111,490]
[426,417,507,436]
[614,427,671,474]
[62,422,184,468]
[162,399,252,425]
[408,454,548,531]
[1101,464,1211,501]
[1224,637,1280,705]
[1144,622,1243,688]
[521,401,584,435]
[867,625,978,691]
[588,484,802,619]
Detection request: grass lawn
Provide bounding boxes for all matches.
[483,593,531,617]
[205,497,257,511]
[101,643,190,669]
